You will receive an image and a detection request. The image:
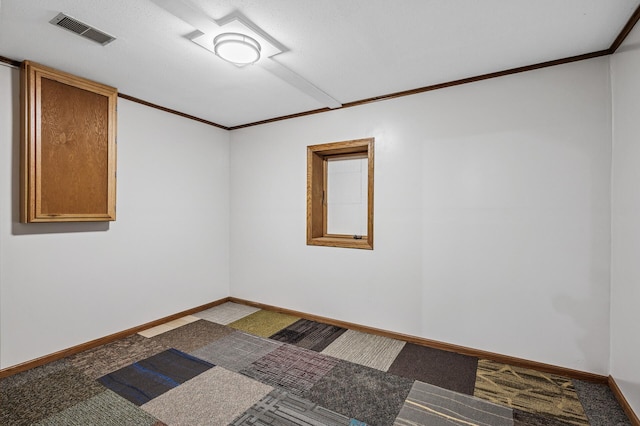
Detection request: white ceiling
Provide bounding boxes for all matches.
[1,0,639,128]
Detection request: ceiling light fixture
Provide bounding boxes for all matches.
[213,32,261,66]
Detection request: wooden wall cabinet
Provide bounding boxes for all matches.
[21,61,117,222]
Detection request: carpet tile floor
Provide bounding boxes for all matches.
[0,302,632,425]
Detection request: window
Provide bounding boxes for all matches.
[307,138,374,249]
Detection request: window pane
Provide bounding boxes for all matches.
[326,157,367,235]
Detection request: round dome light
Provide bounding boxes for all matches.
[213,32,261,66]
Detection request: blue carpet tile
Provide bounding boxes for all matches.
[98,348,213,406]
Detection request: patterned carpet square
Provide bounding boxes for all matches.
[394,380,513,426]
[304,360,413,426]
[321,329,406,371]
[240,344,339,395]
[149,319,233,353]
[230,388,365,425]
[142,366,273,425]
[194,301,261,325]
[387,343,478,395]
[34,390,161,426]
[98,348,213,406]
[68,334,167,379]
[1,364,105,425]
[474,359,589,425]
[229,310,301,337]
[269,318,348,352]
[191,330,282,372]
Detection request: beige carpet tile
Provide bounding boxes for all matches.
[194,302,261,325]
[138,315,200,338]
[68,334,167,379]
[474,359,589,426]
[141,367,273,425]
[321,329,406,371]
[34,390,160,426]
[228,310,300,337]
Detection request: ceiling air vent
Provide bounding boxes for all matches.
[49,13,115,46]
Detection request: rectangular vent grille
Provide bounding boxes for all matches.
[50,13,116,45]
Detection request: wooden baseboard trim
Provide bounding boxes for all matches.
[0,297,231,379]
[229,297,608,383]
[609,376,640,425]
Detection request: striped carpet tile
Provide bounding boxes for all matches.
[321,329,406,371]
[269,318,348,352]
[394,380,513,426]
[230,388,364,425]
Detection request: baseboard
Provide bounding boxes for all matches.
[229,297,608,383]
[0,297,231,379]
[609,376,640,426]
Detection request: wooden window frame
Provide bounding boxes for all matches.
[307,138,374,250]
[20,60,117,223]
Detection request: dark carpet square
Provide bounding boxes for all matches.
[513,409,576,426]
[573,380,632,426]
[98,348,213,406]
[304,361,413,426]
[230,388,363,425]
[149,319,234,353]
[387,343,478,395]
[240,344,339,395]
[269,319,347,352]
[1,365,104,426]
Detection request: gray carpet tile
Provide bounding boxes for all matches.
[513,409,576,426]
[388,343,478,395]
[394,380,513,426]
[241,344,340,395]
[149,318,234,352]
[33,390,161,426]
[269,319,348,352]
[321,329,406,371]
[142,366,273,425]
[0,365,105,425]
[68,333,168,379]
[230,388,360,425]
[191,330,282,372]
[304,360,414,426]
[573,380,632,426]
[194,302,261,325]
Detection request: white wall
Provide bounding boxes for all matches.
[610,24,640,415]
[0,64,230,368]
[230,57,612,374]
